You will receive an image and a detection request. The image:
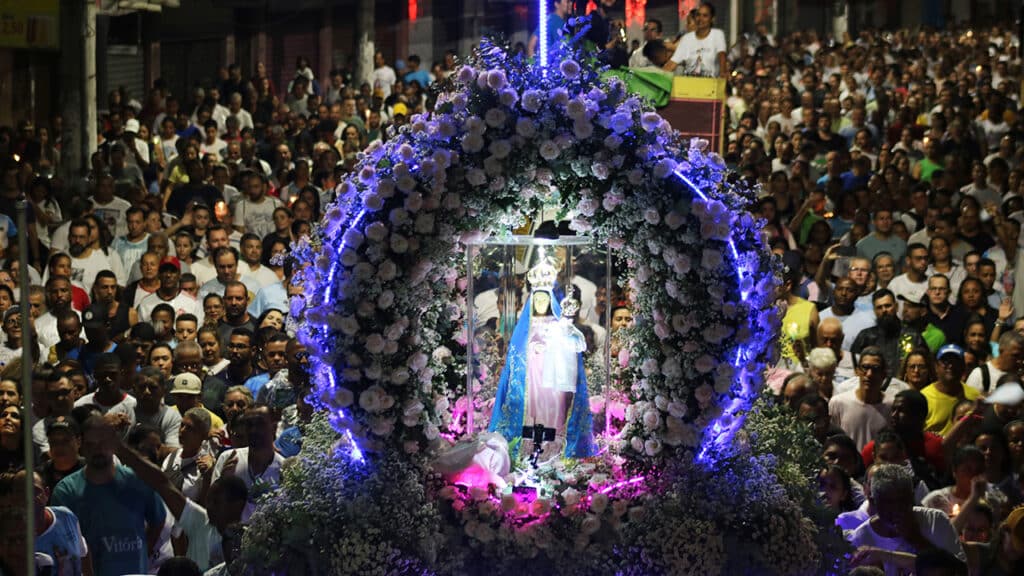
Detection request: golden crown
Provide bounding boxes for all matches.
[527,260,558,292]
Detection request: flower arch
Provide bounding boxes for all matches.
[296,41,778,466]
[256,41,845,575]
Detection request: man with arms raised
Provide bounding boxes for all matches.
[51,414,167,575]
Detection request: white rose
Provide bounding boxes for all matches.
[644,438,663,456]
[365,333,385,354]
[377,290,395,309]
[590,492,609,514]
[377,260,398,281]
[405,191,424,212]
[333,386,354,407]
[580,514,601,535]
[390,234,409,254]
[365,221,388,243]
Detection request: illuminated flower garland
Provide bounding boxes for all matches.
[248,38,844,576]
[296,38,778,466]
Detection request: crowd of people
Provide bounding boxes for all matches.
[1,0,1024,573]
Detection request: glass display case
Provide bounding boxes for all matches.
[463,235,613,462]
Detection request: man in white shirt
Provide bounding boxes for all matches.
[887,243,929,311]
[371,51,397,100]
[829,347,896,450]
[91,172,133,239]
[628,18,664,69]
[848,464,965,575]
[233,172,283,240]
[192,224,252,286]
[111,206,151,276]
[198,248,260,302]
[137,260,204,325]
[225,93,253,133]
[239,233,280,288]
[965,330,1023,394]
[67,219,125,292]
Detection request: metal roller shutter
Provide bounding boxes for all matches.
[107,45,145,103]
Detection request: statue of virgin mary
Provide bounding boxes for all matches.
[488,259,595,459]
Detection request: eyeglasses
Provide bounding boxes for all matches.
[293,351,310,361]
[859,364,884,373]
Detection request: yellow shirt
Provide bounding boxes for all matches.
[921,382,979,437]
[173,404,225,432]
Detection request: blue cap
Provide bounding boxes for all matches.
[937,344,964,359]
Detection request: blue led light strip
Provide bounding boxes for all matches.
[320,208,369,462]
[539,0,548,72]
[671,168,754,462]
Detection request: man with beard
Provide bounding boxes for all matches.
[888,243,930,309]
[36,275,80,351]
[51,414,167,575]
[964,330,1024,394]
[820,276,877,351]
[137,259,204,326]
[920,345,978,436]
[132,366,181,449]
[243,332,289,399]
[217,281,255,347]
[923,274,970,346]
[221,328,255,390]
[897,294,945,352]
[851,289,926,379]
[66,218,125,293]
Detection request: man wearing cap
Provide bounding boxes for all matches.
[169,372,224,432]
[122,117,151,169]
[921,344,979,436]
[0,305,44,368]
[137,258,204,328]
[899,293,946,353]
[851,289,927,379]
[889,243,930,309]
[36,418,86,495]
[965,330,1024,395]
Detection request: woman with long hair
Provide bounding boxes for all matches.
[958,278,998,340]
[898,348,936,391]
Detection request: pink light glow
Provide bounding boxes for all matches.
[450,465,503,489]
[626,0,646,27]
[599,475,645,494]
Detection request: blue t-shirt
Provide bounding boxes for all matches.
[535,13,566,51]
[404,69,431,89]
[35,506,87,576]
[51,465,167,576]
[244,372,271,397]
